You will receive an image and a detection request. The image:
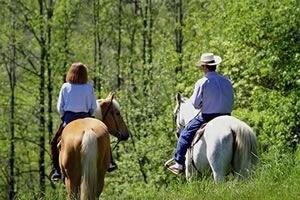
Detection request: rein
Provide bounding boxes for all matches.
[112,139,122,151]
[102,100,122,150]
[174,104,186,137]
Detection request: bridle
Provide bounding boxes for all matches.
[102,99,123,150]
[174,103,186,137]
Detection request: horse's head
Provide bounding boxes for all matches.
[95,93,130,141]
[173,92,200,138]
[173,93,186,138]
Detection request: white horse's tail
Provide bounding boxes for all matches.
[80,129,98,200]
[232,120,258,178]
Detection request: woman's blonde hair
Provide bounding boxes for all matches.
[66,62,88,84]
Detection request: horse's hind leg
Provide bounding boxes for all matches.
[96,139,110,197]
[65,178,80,200]
[61,151,81,199]
[207,135,233,183]
[211,168,225,183]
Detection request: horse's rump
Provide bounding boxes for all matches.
[230,118,258,176]
[204,116,258,178]
[59,118,111,199]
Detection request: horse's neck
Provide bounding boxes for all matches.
[182,100,200,125]
[95,101,103,120]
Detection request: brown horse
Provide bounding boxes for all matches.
[59,93,129,199]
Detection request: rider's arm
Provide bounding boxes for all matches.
[189,78,207,109]
[88,85,97,116]
[57,84,66,116]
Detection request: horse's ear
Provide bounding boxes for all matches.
[108,92,116,101]
[175,92,182,103]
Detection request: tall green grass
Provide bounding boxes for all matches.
[14,149,300,199]
[101,149,300,200]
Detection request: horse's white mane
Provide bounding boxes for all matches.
[180,97,200,126]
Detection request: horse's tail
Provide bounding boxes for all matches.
[80,128,98,200]
[232,120,258,178]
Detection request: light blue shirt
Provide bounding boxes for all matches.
[189,71,234,114]
[57,83,97,116]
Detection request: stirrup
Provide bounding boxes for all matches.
[50,169,61,182]
[167,164,184,175]
[164,158,184,175]
[164,158,175,168]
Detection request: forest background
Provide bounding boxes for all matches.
[0,0,299,199]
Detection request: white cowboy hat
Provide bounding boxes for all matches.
[196,53,222,66]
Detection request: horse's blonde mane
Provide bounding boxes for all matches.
[112,99,121,112]
[95,98,121,121]
[95,100,103,120]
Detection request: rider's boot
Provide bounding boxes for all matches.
[50,124,64,182]
[50,165,62,182]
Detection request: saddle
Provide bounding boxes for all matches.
[164,123,208,174]
[191,123,207,147]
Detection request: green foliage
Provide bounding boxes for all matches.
[234,86,300,152]
[0,0,299,199]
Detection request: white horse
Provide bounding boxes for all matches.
[172,93,258,182]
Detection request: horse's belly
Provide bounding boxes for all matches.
[193,139,210,171]
[204,130,233,175]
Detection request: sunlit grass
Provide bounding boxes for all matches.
[14,149,300,199]
[101,149,300,200]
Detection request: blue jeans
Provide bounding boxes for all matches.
[174,113,230,165]
[62,111,92,126]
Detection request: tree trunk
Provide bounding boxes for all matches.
[175,0,183,74]
[141,0,149,93]
[142,1,148,65]
[93,0,102,94]
[62,28,68,83]
[62,1,70,83]
[146,0,153,89]
[128,1,138,93]
[46,0,54,141]
[116,0,122,89]
[38,0,46,197]
[7,2,17,197]
[148,0,152,64]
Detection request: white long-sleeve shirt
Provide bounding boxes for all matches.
[57,82,97,116]
[189,71,234,114]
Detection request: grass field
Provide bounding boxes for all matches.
[14,149,300,200]
[102,150,300,200]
